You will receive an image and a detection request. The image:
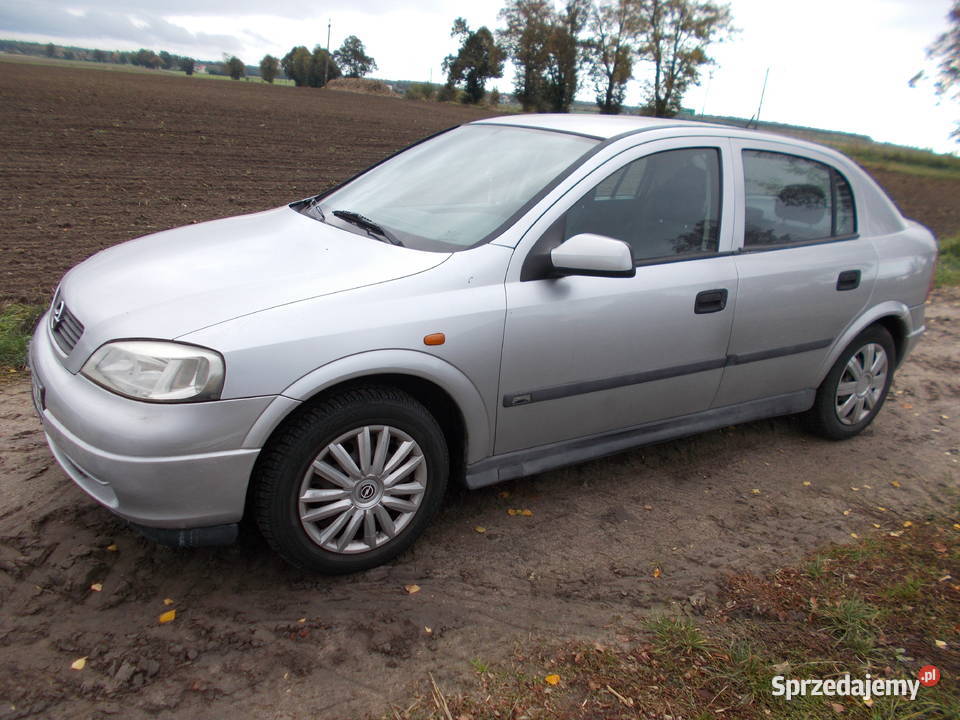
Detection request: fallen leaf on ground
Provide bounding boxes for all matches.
[106,544,118,552]
[70,657,87,671]
[404,584,421,594]
[474,526,486,533]
[901,403,913,409]
[652,567,662,578]
[891,480,901,488]
[889,530,904,538]
[643,505,653,510]
[545,674,560,685]
[520,509,533,516]
[802,481,811,487]
[158,609,176,624]
[498,491,510,499]
[830,702,845,713]
[872,523,881,529]
[843,510,851,516]
[953,524,960,530]
[850,533,859,539]
[751,488,761,495]
[933,542,948,554]
[935,639,947,649]
[877,506,888,512]
[90,583,102,592]
[424,626,432,634]
[903,521,913,528]
[163,597,174,605]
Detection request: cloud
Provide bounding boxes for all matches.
[0,1,247,54]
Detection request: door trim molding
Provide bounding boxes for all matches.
[501,338,832,408]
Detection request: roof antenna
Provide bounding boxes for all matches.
[746,67,770,129]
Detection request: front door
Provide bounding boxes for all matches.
[495,139,739,454]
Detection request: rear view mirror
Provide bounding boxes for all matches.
[550,234,635,278]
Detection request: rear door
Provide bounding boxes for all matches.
[713,140,878,407]
[495,137,738,454]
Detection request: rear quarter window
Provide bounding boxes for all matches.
[743,150,856,248]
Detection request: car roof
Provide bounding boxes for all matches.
[472,113,722,140]
[471,113,855,167]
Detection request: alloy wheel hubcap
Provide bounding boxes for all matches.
[835,342,888,426]
[298,425,427,554]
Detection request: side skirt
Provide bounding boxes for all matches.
[464,390,815,489]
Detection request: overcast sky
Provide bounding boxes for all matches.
[2,0,957,153]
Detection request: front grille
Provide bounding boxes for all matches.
[50,295,84,354]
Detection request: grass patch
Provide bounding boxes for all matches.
[835,142,960,180]
[0,303,44,370]
[937,234,960,287]
[390,519,960,719]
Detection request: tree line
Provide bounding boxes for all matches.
[441,0,733,116]
[11,36,378,87]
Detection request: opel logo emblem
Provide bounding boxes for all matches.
[358,482,376,501]
[51,300,65,329]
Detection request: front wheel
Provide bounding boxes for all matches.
[803,325,895,440]
[254,387,449,573]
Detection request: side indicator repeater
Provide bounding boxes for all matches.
[423,333,446,346]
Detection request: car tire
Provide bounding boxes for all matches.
[803,325,896,440]
[254,386,448,573]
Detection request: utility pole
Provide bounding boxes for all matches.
[323,19,331,86]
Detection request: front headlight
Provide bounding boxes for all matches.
[81,340,225,402]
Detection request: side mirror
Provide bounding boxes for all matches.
[550,234,635,278]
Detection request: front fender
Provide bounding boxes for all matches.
[242,349,493,463]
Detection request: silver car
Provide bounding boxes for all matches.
[29,115,937,573]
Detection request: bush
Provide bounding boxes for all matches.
[404,82,436,101]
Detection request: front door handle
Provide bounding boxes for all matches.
[694,288,728,314]
[837,270,861,291]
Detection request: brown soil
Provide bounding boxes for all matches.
[0,61,493,305]
[0,61,958,720]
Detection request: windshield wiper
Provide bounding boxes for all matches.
[332,210,402,246]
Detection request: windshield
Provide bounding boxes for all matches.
[316,125,599,251]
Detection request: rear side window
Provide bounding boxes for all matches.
[565,147,722,262]
[742,150,856,248]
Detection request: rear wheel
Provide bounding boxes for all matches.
[803,325,895,440]
[254,386,448,573]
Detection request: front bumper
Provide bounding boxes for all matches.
[29,314,272,530]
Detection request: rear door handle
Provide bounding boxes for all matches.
[837,270,861,291]
[694,288,728,314]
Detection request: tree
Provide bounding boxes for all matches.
[281,45,340,87]
[225,55,245,80]
[282,46,312,86]
[45,42,56,57]
[499,0,554,111]
[588,0,638,114]
[926,1,960,139]
[333,36,377,78]
[544,0,591,112]
[634,0,734,117]
[260,54,280,83]
[179,57,195,75]
[92,48,106,63]
[443,18,505,104]
[133,48,162,69]
[159,50,174,70]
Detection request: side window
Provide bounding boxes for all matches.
[742,150,856,248]
[564,147,722,263]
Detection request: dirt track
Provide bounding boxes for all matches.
[1,61,959,719]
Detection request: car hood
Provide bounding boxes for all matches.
[59,206,450,369]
